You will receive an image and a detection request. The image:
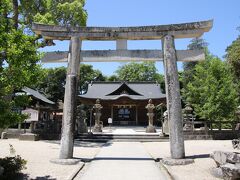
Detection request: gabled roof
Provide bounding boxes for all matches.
[106,82,143,96]
[22,87,55,104]
[79,82,165,100]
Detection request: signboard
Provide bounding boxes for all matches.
[108,118,112,124]
[22,108,39,122]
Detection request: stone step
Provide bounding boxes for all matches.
[183,130,209,135]
[184,134,213,140]
[76,133,213,142]
[75,133,169,142]
[78,133,161,136]
[76,137,167,140]
[76,135,162,139]
[75,138,169,142]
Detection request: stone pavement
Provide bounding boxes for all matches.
[77,142,168,180]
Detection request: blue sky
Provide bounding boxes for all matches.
[40,0,240,76]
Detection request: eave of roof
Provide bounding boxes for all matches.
[22,87,55,105]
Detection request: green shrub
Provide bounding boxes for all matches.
[0,155,27,179]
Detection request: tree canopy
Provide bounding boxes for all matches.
[35,64,106,103]
[0,1,41,128]
[115,62,158,82]
[226,36,240,78]
[182,38,208,87]
[0,0,87,128]
[114,62,164,92]
[31,0,87,27]
[36,67,67,102]
[79,64,106,94]
[182,54,238,121]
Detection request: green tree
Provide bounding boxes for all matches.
[116,62,158,81]
[21,0,87,27]
[107,75,119,82]
[225,36,240,98]
[226,36,240,79]
[0,0,87,128]
[183,55,238,122]
[0,1,41,128]
[115,61,165,91]
[35,65,106,102]
[36,67,67,102]
[182,37,208,87]
[80,64,106,94]
[187,37,208,50]
[20,0,87,47]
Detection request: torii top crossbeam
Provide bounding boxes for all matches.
[32,20,213,40]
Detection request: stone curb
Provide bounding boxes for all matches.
[161,158,194,166]
[158,161,174,180]
[66,162,85,180]
[50,158,81,165]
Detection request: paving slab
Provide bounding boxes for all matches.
[78,142,168,180]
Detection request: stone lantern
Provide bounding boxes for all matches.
[236,106,240,121]
[184,103,193,115]
[162,110,169,136]
[183,103,194,131]
[146,99,156,133]
[93,99,103,132]
[235,105,240,130]
[75,105,87,134]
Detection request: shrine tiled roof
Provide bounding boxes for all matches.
[22,87,55,104]
[79,82,165,100]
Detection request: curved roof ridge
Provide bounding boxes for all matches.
[90,81,159,84]
[106,82,143,96]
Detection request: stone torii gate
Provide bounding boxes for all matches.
[32,20,213,162]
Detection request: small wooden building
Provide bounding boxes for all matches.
[20,87,56,131]
[79,82,166,126]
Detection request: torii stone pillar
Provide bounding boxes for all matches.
[162,35,185,159]
[59,36,81,159]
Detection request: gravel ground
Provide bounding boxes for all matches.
[143,140,240,180]
[0,139,103,180]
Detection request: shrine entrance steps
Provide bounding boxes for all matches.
[75,126,168,142]
[75,133,169,142]
[75,126,213,142]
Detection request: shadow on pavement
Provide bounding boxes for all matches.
[186,154,210,159]
[154,153,210,162]
[74,141,111,148]
[15,173,57,180]
[93,157,154,161]
[42,140,110,148]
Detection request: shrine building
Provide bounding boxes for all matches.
[79,81,166,126]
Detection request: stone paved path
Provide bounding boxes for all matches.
[78,142,167,180]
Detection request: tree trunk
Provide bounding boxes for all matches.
[12,0,19,29]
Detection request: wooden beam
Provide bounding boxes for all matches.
[41,49,205,63]
[32,20,213,40]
